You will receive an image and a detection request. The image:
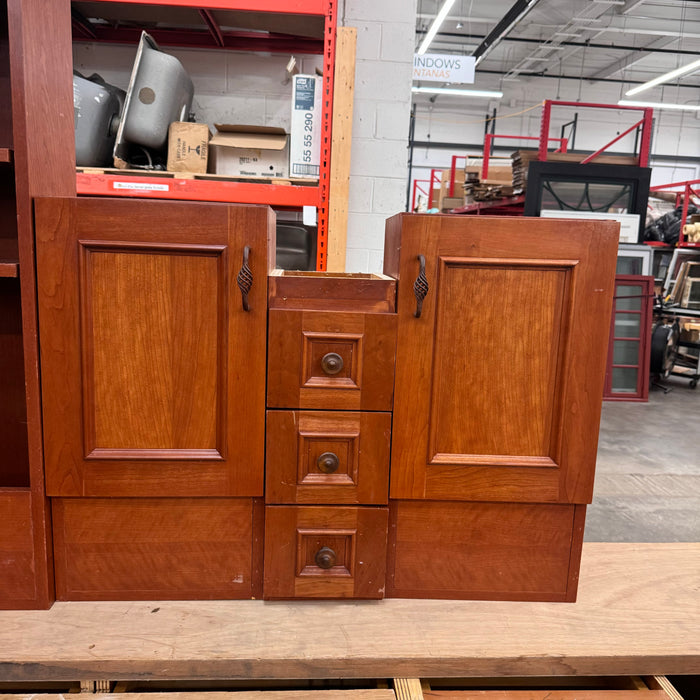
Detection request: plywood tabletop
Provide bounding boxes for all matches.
[0,543,697,681]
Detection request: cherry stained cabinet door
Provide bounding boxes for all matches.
[385,214,618,505]
[36,197,273,497]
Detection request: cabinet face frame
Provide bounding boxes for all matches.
[385,213,618,505]
[36,197,273,498]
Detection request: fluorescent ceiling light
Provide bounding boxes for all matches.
[618,99,700,111]
[474,0,541,67]
[625,57,700,96]
[418,0,457,55]
[412,86,503,98]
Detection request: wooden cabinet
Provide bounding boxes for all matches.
[264,272,396,599]
[34,196,272,601]
[36,197,273,498]
[385,213,619,505]
[383,213,617,601]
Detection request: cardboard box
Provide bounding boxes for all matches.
[208,125,289,178]
[167,122,210,173]
[290,74,321,180]
[441,196,465,212]
[480,164,513,186]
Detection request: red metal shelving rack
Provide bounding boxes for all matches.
[73,0,337,270]
[649,178,700,248]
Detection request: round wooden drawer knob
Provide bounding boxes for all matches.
[321,352,344,375]
[315,546,337,569]
[317,452,340,474]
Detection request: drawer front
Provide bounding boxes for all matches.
[266,410,391,505]
[264,505,388,599]
[267,310,397,411]
[52,497,263,600]
[387,500,585,602]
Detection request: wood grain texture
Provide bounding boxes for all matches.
[0,694,396,700]
[266,411,391,504]
[269,273,396,313]
[36,198,272,497]
[0,280,29,487]
[424,692,668,699]
[0,490,35,607]
[52,498,261,601]
[0,543,696,679]
[264,506,388,599]
[327,26,356,273]
[1,0,73,609]
[267,310,397,411]
[85,245,220,453]
[388,214,618,504]
[386,501,577,601]
[0,4,12,149]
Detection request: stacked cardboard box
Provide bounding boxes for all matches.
[512,150,640,190]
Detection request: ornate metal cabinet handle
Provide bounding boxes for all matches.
[237,246,253,312]
[413,254,429,318]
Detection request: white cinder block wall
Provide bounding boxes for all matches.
[73,44,323,133]
[340,0,418,273]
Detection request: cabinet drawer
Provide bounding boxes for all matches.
[266,410,391,505]
[267,310,397,411]
[387,500,585,602]
[264,505,388,599]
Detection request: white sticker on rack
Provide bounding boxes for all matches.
[303,206,317,226]
[113,182,170,192]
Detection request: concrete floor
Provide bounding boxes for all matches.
[586,375,700,542]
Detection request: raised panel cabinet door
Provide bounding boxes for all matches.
[385,214,618,504]
[36,197,273,497]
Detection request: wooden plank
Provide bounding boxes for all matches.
[0,693,396,700]
[423,692,669,699]
[646,676,685,700]
[394,679,424,700]
[0,543,697,680]
[326,26,356,272]
[0,147,12,163]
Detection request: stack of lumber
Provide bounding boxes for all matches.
[512,150,640,190]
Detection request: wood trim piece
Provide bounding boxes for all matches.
[326,26,356,273]
[5,0,76,609]
[564,504,587,602]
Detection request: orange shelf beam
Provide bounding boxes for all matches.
[76,172,321,207]
[98,0,329,14]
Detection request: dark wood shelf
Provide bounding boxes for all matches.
[0,238,19,277]
[0,148,13,164]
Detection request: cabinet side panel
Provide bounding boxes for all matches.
[53,498,257,601]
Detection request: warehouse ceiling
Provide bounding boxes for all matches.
[415,0,700,102]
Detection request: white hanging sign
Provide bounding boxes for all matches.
[413,54,476,84]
